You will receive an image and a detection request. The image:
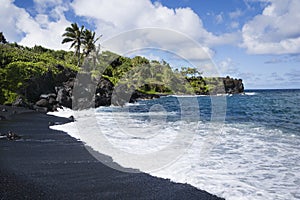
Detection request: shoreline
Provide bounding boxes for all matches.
[0,106,224,199]
[0,105,38,121]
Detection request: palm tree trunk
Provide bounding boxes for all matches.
[77,48,81,67]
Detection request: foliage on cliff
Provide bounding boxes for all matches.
[0,43,79,104]
[0,41,243,105]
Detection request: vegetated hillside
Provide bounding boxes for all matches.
[0,43,244,109]
[0,43,79,104]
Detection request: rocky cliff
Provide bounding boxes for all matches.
[9,66,244,112]
[10,65,159,111]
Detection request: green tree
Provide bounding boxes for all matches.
[0,32,8,44]
[62,23,84,66]
[180,67,202,78]
[82,29,101,57]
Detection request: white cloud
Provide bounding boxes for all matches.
[230,21,240,29]
[18,13,71,50]
[217,58,239,76]
[0,0,28,42]
[0,0,71,50]
[1,0,241,56]
[33,0,64,14]
[216,13,224,24]
[229,9,243,19]
[242,0,300,54]
[71,0,211,41]
[71,0,240,60]
[101,28,214,62]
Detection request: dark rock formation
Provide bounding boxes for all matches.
[56,87,72,108]
[23,70,56,103]
[5,63,244,112]
[35,99,49,108]
[12,96,30,108]
[130,91,160,102]
[95,77,114,107]
[48,115,75,126]
[6,131,21,140]
[223,76,244,94]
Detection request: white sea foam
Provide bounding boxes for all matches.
[244,92,257,96]
[49,107,300,200]
[168,94,207,98]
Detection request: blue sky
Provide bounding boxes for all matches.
[1,0,300,89]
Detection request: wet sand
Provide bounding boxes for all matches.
[0,108,224,199]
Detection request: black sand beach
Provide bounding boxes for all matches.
[0,107,224,200]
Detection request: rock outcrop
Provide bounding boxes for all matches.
[18,65,157,111]
[9,65,244,111]
[223,76,244,94]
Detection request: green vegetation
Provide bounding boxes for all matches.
[84,50,211,95]
[0,42,79,104]
[0,42,216,104]
[62,23,100,66]
[0,27,230,105]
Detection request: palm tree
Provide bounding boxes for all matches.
[62,23,84,66]
[82,29,101,57]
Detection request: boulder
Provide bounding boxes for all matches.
[95,78,114,107]
[12,96,29,108]
[68,116,75,122]
[56,88,72,108]
[40,93,57,99]
[223,76,244,94]
[48,96,57,105]
[35,99,49,108]
[33,105,48,112]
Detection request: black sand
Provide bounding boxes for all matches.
[0,109,224,200]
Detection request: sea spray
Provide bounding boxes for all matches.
[49,90,300,200]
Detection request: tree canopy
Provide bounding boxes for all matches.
[62,23,99,66]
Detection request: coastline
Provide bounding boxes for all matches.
[0,107,224,200]
[0,105,37,121]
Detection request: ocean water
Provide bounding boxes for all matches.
[49,89,300,200]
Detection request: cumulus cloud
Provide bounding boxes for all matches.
[33,0,64,14]
[71,0,208,40]
[0,0,71,50]
[242,0,300,54]
[71,0,239,61]
[0,0,28,42]
[1,0,241,57]
[101,28,214,63]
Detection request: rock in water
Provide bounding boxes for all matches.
[6,131,21,140]
[68,116,75,122]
